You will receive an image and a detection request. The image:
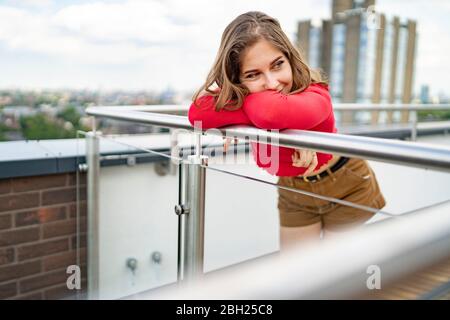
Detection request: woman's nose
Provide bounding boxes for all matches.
[264,73,280,90]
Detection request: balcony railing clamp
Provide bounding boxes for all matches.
[174,204,190,216]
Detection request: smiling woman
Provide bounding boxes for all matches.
[188,11,386,251]
[240,40,293,94]
[191,11,326,112]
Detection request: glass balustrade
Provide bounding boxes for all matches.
[74,118,450,300]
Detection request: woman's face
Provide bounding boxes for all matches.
[239,39,293,94]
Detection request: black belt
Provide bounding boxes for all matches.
[297,156,350,182]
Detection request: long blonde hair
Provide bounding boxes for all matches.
[193,11,328,111]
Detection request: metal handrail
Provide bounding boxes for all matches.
[334,103,450,111]
[86,106,450,173]
[140,200,450,300]
[88,103,450,112]
[87,103,450,142]
[89,105,188,113]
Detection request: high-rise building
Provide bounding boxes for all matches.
[297,0,417,124]
[420,85,430,104]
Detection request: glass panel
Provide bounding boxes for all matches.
[77,129,182,299]
[200,139,450,267]
[74,128,450,299]
[368,159,450,219]
[201,146,280,272]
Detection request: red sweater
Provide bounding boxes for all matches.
[188,83,337,176]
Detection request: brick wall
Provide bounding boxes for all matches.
[0,173,87,300]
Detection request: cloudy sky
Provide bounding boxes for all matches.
[0,0,449,96]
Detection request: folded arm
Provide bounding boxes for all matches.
[241,84,332,130]
[188,95,252,129]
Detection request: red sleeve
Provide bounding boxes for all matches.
[188,95,252,129]
[241,84,332,130]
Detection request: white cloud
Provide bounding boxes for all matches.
[0,0,328,64]
[0,1,206,64]
[0,0,448,94]
[0,0,329,90]
[52,1,200,45]
[5,0,53,7]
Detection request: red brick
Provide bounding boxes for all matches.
[0,214,12,230]
[41,187,87,206]
[0,227,40,247]
[0,247,15,265]
[0,281,17,299]
[18,238,70,261]
[44,284,80,300]
[14,291,43,300]
[15,206,66,227]
[19,269,68,293]
[43,251,74,272]
[0,192,40,213]
[42,187,76,206]
[12,174,67,192]
[69,201,87,218]
[67,174,75,186]
[43,248,86,272]
[68,173,86,186]
[0,179,11,194]
[0,260,41,282]
[48,280,87,300]
[71,233,87,249]
[80,187,87,201]
[43,219,83,239]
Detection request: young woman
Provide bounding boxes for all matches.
[188,11,386,251]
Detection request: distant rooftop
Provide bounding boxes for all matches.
[1,121,450,179]
[0,133,225,179]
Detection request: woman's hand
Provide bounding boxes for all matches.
[292,149,318,176]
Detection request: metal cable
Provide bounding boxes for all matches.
[202,163,398,218]
[98,134,184,162]
[91,134,448,219]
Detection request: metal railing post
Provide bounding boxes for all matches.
[175,132,208,282]
[86,131,100,299]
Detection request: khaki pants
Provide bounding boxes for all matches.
[277,158,386,231]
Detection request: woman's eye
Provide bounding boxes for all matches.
[273,60,284,69]
[246,73,258,80]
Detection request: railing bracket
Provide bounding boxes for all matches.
[174,204,190,216]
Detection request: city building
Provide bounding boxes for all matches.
[297,0,417,124]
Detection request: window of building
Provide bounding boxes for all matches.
[309,26,321,69]
[330,23,346,102]
[381,19,393,103]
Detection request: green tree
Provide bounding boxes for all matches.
[418,110,450,121]
[58,105,81,127]
[0,127,5,141]
[20,114,76,140]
